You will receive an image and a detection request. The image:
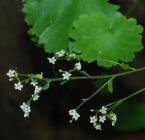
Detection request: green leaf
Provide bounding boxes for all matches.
[43,81,51,90]
[107,79,113,94]
[23,0,120,52]
[117,101,145,131]
[71,12,143,68]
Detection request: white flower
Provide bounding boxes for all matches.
[34,86,42,94]
[20,102,31,118]
[90,116,97,124]
[14,82,23,91]
[32,94,40,101]
[94,124,102,130]
[30,79,38,87]
[6,69,17,80]
[99,106,107,114]
[32,86,41,101]
[47,56,56,64]
[75,62,82,70]
[99,115,106,123]
[69,109,80,121]
[110,113,117,126]
[6,69,15,77]
[62,71,72,80]
[55,50,65,57]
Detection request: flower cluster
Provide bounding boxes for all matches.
[90,106,117,130]
[68,106,117,131]
[32,81,42,101]
[6,50,82,119]
[20,102,31,117]
[6,69,44,117]
[19,80,42,117]
[47,50,82,81]
[68,109,80,122]
[6,51,119,132]
[6,69,24,91]
[47,50,65,65]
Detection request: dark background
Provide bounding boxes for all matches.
[0,0,145,140]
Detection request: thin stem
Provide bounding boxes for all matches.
[106,87,145,109]
[120,87,145,103]
[49,66,145,82]
[76,76,115,110]
[126,0,142,17]
[18,66,145,84]
[17,65,145,85]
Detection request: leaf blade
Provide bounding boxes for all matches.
[71,13,143,68]
[23,0,120,53]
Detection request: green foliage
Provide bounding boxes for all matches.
[22,0,145,129]
[71,13,143,68]
[23,0,143,68]
[5,0,145,132]
[23,1,118,53]
[117,101,145,131]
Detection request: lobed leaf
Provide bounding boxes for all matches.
[71,13,143,68]
[23,0,120,52]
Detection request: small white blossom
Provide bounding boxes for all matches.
[90,116,97,124]
[69,109,80,121]
[110,113,117,126]
[94,124,102,130]
[99,115,106,123]
[99,106,107,114]
[32,94,40,101]
[20,102,31,118]
[6,69,18,81]
[47,56,56,64]
[62,71,72,80]
[6,69,15,77]
[55,50,65,57]
[34,86,42,94]
[30,80,38,87]
[75,62,82,70]
[14,82,23,91]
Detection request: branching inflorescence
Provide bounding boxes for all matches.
[6,49,145,130]
[6,0,145,131]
